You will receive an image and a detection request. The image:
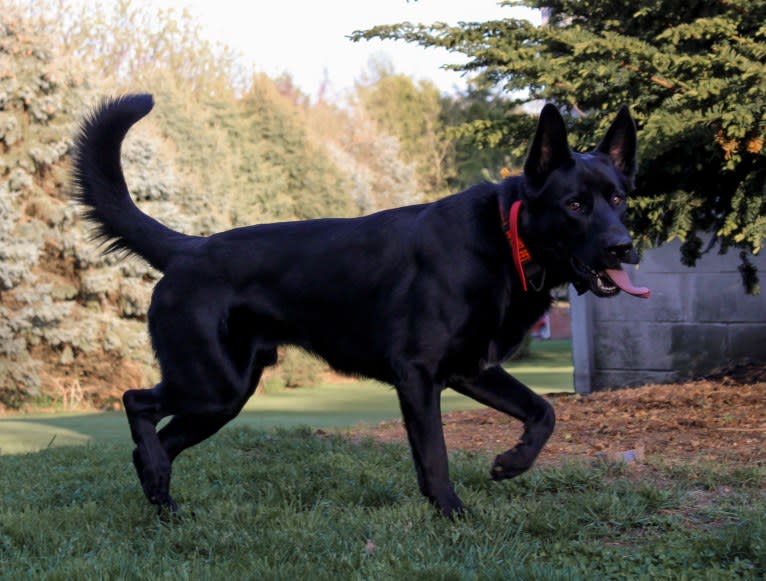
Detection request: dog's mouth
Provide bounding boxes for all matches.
[571,258,651,299]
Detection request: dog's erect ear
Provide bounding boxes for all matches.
[596,105,638,180]
[523,104,573,189]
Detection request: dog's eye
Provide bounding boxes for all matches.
[567,199,584,213]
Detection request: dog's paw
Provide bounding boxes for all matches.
[132,446,175,507]
[430,485,466,519]
[153,492,179,511]
[490,447,535,481]
[156,497,183,523]
[437,495,466,520]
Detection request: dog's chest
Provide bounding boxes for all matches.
[439,285,552,378]
[484,290,552,364]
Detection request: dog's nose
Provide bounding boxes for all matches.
[606,242,638,264]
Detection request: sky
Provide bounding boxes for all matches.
[149,0,541,99]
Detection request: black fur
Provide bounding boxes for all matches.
[71,95,640,517]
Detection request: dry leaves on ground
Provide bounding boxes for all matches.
[354,366,766,467]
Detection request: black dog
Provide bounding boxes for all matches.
[72,95,648,517]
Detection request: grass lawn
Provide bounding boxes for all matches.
[0,428,763,579]
[0,340,572,455]
[1,340,764,578]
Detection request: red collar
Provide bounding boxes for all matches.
[500,200,540,292]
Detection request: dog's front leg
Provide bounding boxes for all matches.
[451,366,555,480]
[396,373,464,518]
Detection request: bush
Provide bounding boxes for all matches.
[277,347,325,388]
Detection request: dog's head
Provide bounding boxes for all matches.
[518,104,649,298]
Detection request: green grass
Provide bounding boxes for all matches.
[1,341,762,578]
[0,340,573,455]
[503,339,574,393]
[0,429,763,579]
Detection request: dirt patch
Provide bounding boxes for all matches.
[352,367,766,466]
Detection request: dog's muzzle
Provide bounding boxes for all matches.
[570,257,651,299]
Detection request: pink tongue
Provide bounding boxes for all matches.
[605,269,651,299]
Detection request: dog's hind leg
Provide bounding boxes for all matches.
[123,385,176,512]
[396,369,464,518]
[451,366,555,480]
[158,366,265,463]
[158,411,241,463]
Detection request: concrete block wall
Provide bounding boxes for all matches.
[571,241,766,393]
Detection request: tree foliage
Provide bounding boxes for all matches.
[355,63,520,202]
[306,98,419,214]
[439,88,525,192]
[356,61,454,200]
[354,0,766,292]
[225,75,355,223]
[0,2,364,407]
[21,0,244,98]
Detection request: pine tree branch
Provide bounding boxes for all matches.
[622,63,676,90]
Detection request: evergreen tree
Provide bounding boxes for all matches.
[225,76,355,223]
[354,0,766,292]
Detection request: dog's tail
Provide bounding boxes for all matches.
[71,94,197,272]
